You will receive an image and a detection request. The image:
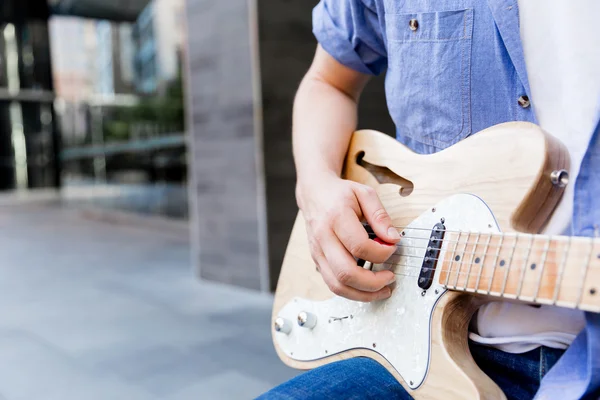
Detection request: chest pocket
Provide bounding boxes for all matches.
[385,9,473,149]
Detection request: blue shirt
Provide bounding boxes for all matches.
[313,0,600,398]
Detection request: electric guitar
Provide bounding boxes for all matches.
[271,122,600,399]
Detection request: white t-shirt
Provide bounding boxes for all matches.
[470,1,600,353]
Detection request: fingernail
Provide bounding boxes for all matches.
[374,237,394,246]
[388,227,401,241]
[388,275,396,285]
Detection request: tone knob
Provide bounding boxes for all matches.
[297,311,317,329]
[274,317,292,334]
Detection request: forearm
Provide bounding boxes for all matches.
[292,73,359,188]
[292,46,370,201]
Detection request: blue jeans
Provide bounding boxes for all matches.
[258,341,564,400]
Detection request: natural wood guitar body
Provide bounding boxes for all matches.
[272,122,569,399]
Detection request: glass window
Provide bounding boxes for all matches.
[0,20,57,191]
[51,9,187,219]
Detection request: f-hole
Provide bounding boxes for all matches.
[356,151,414,197]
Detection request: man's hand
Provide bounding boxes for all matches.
[292,46,397,301]
[297,176,400,302]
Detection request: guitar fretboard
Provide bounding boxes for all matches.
[438,232,600,312]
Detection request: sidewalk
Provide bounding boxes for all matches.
[0,203,298,400]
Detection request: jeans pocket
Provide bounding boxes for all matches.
[385,9,473,148]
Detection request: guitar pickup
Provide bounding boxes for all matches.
[417,222,446,290]
[357,224,378,270]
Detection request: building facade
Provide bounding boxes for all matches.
[49,17,95,102]
[95,21,135,95]
[132,0,184,94]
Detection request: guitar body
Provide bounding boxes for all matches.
[272,122,569,399]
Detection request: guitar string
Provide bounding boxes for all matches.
[385,262,582,280]
[386,268,585,295]
[320,251,594,294]
[388,225,495,234]
[378,261,580,278]
[360,240,598,269]
[386,250,597,268]
[385,225,597,248]
[388,245,591,263]
[381,236,598,261]
[383,262,564,277]
[365,266,580,292]
[390,235,589,256]
[379,252,596,274]
[354,249,595,277]
[393,240,570,256]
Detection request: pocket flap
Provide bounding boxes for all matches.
[386,9,473,42]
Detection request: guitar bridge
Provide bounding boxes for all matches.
[418,222,446,290]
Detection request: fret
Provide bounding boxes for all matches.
[556,238,588,306]
[578,239,600,312]
[474,233,492,291]
[444,231,462,288]
[453,232,471,289]
[500,233,519,296]
[502,234,532,298]
[492,234,521,295]
[436,230,600,312]
[516,234,534,299]
[552,236,571,304]
[456,233,477,289]
[485,234,504,294]
[519,236,561,301]
[576,237,594,308]
[464,233,481,291]
[532,236,551,302]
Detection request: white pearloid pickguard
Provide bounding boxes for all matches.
[274,194,501,389]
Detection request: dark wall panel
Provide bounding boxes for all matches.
[0,0,50,22]
[185,0,266,291]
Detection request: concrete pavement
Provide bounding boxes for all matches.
[0,203,298,399]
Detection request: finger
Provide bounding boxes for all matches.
[352,184,401,243]
[320,229,396,292]
[307,230,325,263]
[308,236,325,274]
[332,209,396,263]
[318,255,392,302]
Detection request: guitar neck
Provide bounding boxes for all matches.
[438,231,600,312]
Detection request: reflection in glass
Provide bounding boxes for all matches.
[52,10,188,219]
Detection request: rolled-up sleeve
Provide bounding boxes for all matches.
[313,0,387,75]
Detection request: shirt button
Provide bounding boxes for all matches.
[409,19,419,31]
[518,95,530,108]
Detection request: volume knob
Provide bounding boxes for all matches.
[274,317,292,334]
[297,311,317,329]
